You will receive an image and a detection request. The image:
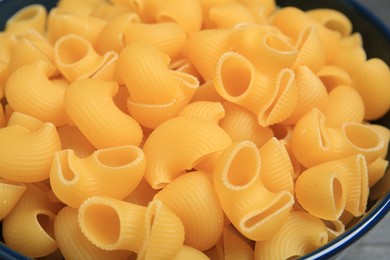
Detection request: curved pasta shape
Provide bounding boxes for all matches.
[0,113,61,182]
[184,28,234,81]
[124,22,187,59]
[173,246,210,260]
[317,65,352,91]
[7,30,57,77]
[306,8,352,37]
[5,60,67,126]
[47,8,106,45]
[296,154,368,218]
[143,116,232,189]
[236,0,276,16]
[57,125,96,158]
[0,179,26,220]
[54,34,117,82]
[5,4,47,35]
[95,12,140,54]
[154,171,224,251]
[321,85,365,127]
[272,7,316,38]
[191,80,225,102]
[254,211,328,260]
[323,219,345,241]
[64,79,143,148]
[223,226,254,260]
[284,66,328,125]
[0,33,17,63]
[78,196,148,252]
[55,206,132,260]
[367,158,389,188]
[50,145,146,208]
[332,43,366,75]
[316,24,342,63]
[352,58,390,120]
[169,58,203,80]
[293,26,325,73]
[124,178,158,207]
[178,101,225,124]
[2,184,60,258]
[291,108,385,168]
[219,102,274,147]
[258,137,294,194]
[91,1,129,20]
[57,0,103,15]
[208,3,256,28]
[368,124,390,159]
[213,141,294,241]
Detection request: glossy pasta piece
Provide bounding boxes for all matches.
[213,51,274,115]
[257,68,298,127]
[2,184,60,258]
[317,65,352,91]
[78,196,147,252]
[284,66,328,125]
[272,7,316,38]
[184,28,234,81]
[123,178,158,207]
[293,26,325,73]
[367,158,388,188]
[154,171,224,251]
[50,145,146,208]
[0,180,26,220]
[5,4,47,35]
[57,125,96,158]
[56,0,102,15]
[124,22,187,59]
[54,34,117,82]
[219,102,274,147]
[0,113,61,182]
[178,101,225,124]
[143,116,232,189]
[64,79,143,148]
[173,246,210,260]
[258,137,294,194]
[5,60,67,126]
[7,30,57,77]
[208,3,256,28]
[352,58,390,120]
[55,206,131,260]
[47,8,106,45]
[95,12,140,54]
[223,226,254,260]
[191,80,225,102]
[213,141,294,241]
[254,211,328,260]
[306,8,352,37]
[321,85,365,127]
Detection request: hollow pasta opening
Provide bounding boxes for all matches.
[344,124,380,149]
[82,204,121,245]
[220,55,251,97]
[58,151,75,182]
[36,213,55,240]
[97,147,140,167]
[226,145,259,187]
[11,7,40,22]
[332,178,343,211]
[58,37,89,65]
[324,20,348,36]
[264,34,295,53]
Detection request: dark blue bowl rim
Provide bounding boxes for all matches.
[0,0,389,259]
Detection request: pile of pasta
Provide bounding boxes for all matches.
[0,0,390,259]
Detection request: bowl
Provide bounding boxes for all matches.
[0,0,389,259]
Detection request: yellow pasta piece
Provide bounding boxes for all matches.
[317,65,352,92]
[78,196,148,252]
[57,0,103,15]
[169,58,203,81]
[57,125,96,158]
[223,226,254,260]
[0,113,61,182]
[54,34,117,82]
[154,171,224,251]
[143,116,231,189]
[0,179,26,220]
[315,24,342,63]
[123,178,158,207]
[64,79,143,148]
[332,40,366,75]
[50,145,146,208]
[191,80,225,102]
[172,245,210,260]
[5,60,67,126]
[2,184,60,258]
[321,85,365,127]
[95,12,140,54]
[184,28,234,81]
[0,104,5,128]
[55,206,132,260]
[47,8,106,45]
[0,32,18,63]
[352,58,390,120]
[367,158,389,188]
[368,124,390,159]
[213,141,294,241]
[5,4,47,36]
[208,3,257,28]
[236,0,276,17]
[284,66,328,125]
[323,219,345,241]
[254,211,328,260]
[258,137,294,194]
[219,102,274,147]
[306,8,353,37]
[178,101,225,124]
[124,22,187,59]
